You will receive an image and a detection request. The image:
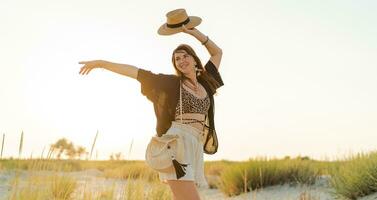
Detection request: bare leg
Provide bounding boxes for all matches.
[167,180,201,200]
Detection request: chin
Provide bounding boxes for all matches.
[178,69,188,75]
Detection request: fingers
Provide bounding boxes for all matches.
[78,60,94,75]
[86,68,94,75]
[79,66,87,75]
[79,67,84,75]
[181,24,194,34]
[79,65,92,75]
[78,60,104,75]
[182,24,188,32]
[82,67,93,75]
[79,61,95,65]
[82,67,92,75]
[79,61,87,75]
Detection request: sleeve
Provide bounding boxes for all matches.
[204,60,224,88]
[136,69,167,103]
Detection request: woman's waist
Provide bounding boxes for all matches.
[171,121,203,133]
[175,113,206,121]
[174,113,207,133]
[170,121,206,142]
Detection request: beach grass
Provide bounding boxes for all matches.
[1,159,173,199]
[330,151,377,200]
[8,173,77,200]
[216,157,327,197]
[103,161,159,182]
[1,152,377,199]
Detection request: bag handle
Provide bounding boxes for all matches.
[179,80,208,129]
[180,80,183,123]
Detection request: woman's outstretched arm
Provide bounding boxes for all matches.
[181,25,223,69]
[78,60,139,79]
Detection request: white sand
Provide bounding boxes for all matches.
[1,170,376,200]
[200,183,334,200]
[199,176,334,200]
[359,193,377,200]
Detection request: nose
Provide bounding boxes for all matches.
[178,58,188,65]
[178,59,185,65]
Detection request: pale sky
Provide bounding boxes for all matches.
[1,0,376,161]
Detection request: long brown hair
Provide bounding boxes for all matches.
[172,44,220,95]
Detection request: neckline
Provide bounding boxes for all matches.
[182,83,208,100]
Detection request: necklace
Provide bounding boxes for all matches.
[183,79,199,93]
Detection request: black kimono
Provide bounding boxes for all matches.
[136,60,224,154]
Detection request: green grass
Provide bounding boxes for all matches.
[8,173,77,200]
[1,152,377,199]
[1,159,172,199]
[102,161,159,182]
[330,151,377,200]
[216,157,327,197]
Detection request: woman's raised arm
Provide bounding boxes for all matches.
[181,25,223,69]
[78,60,139,79]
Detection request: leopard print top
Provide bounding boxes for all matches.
[175,85,210,118]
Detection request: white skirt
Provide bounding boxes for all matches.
[158,121,209,189]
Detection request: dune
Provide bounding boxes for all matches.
[1,170,376,200]
[200,175,333,200]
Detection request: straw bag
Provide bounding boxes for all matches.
[145,81,188,179]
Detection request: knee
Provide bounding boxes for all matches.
[167,180,201,200]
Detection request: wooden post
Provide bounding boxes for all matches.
[19,131,24,159]
[1,133,5,159]
[89,130,98,160]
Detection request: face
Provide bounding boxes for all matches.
[174,50,197,76]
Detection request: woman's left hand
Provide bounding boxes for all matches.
[181,24,198,35]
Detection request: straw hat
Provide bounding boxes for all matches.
[158,8,202,35]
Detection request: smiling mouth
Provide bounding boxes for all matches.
[180,63,189,68]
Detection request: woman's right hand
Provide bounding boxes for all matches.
[78,60,108,75]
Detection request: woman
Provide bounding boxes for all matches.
[79,9,223,200]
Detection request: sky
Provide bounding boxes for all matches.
[1,0,376,161]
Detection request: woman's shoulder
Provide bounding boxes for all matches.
[137,69,178,83]
[137,69,180,102]
[137,69,180,94]
[203,60,224,89]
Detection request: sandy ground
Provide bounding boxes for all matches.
[200,176,334,200]
[1,169,376,200]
